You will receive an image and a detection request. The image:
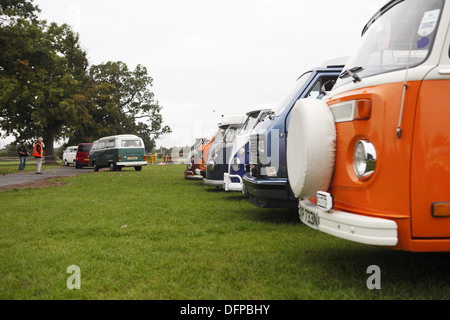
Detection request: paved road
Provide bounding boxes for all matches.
[0,166,92,189]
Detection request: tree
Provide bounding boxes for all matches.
[0,3,91,161]
[1,1,170,158]
[0,0,39,22]
[69,61,171,153]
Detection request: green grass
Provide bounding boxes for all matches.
[1,164,450,300]
[0,159,63,175]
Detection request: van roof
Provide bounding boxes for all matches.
[219,115,246,127]
[246,108,272,116]
[319,56,349,68]
[98,134,142,140]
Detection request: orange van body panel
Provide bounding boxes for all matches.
[411,80,450,239]
[324,80,450,252]
[325,82,418,217]
[200,129,219,171]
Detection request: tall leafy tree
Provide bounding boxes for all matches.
[0,1,91,160]
[73,61,171,152]
[1,0,170,157]
[0,0,39,21]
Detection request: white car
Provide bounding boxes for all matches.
[62,146,78,166]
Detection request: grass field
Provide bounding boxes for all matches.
[1,164,450,300]
[0,159,63,175]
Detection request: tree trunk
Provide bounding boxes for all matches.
[43,127,57,164]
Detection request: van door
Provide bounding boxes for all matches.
[411,27,450,238]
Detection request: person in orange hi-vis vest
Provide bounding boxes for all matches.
[33,137,44,174]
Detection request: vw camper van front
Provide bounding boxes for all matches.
[243,60,346,208]
[287,0,450,252]
[203,115,246,187]
[185,137,209,180]
[223,108,272,192]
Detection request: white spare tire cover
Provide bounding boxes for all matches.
[287,98,336,199]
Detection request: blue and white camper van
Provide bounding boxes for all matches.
[203,115,246,187]
[242,58,346,208]
[223,108,273,192]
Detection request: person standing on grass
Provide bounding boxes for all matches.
[17,141,30,171]
[33,137,44,174]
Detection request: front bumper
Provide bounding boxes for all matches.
[116,161,148,167]
[203,179,224,187]
[223,173,243,192]
[299,199,398,246]
[185,168,204,180]
[185,172,204,180]
[242,174,297,208]
[243,174,289,198]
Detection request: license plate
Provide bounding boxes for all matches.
[128,156,138,160]
[299,204,320,230]
[84,159,89,161]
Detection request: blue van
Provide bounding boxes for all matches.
[223,108,272,192]
[242,58,346,208]
[203,115,246,187]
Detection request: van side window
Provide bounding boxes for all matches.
[307,81,322,99]
[106,140,115,148]
[306,75,338,99]
[98,141,106,149]
[121,140,142,147]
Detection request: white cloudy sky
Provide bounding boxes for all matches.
[1,0,386,149]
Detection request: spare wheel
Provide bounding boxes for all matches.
[286,98,336,199]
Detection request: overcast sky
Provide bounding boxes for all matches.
[1,0,386,149]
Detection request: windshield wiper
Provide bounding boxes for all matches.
[339,66,364,83]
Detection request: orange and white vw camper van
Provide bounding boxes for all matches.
[287,0,450,252]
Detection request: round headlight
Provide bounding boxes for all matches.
[187,162,192,170]
[353,140,377,179]
[207,160,215,171]
[232,157,241,172]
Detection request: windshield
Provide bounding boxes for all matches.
[225,125,241,143]
[192,138,206,151]
[274,71,312,115]
[239,113,259,135]
[78,144,92,152]
[335,0,444,87]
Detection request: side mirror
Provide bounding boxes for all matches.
[320,79,336,97]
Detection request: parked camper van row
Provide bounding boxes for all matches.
[63,143,92,169]
[62,134,147,172]
[185,0,450,253]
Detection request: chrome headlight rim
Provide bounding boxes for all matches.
[353,139,377,179]
[207,160,216,171]
[231,157,241,172]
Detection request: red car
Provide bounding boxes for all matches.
[75,143,93,169]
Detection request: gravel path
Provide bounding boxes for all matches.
[0,166,92,190]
